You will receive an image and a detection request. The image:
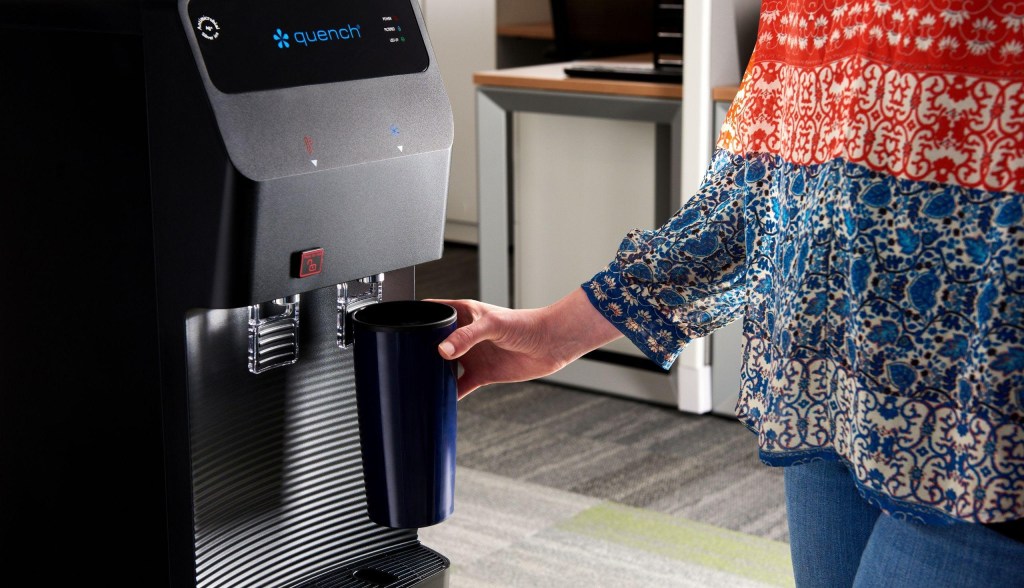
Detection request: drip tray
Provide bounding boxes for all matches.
[298,544,449,588]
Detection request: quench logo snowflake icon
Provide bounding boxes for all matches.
[274,28,290,49]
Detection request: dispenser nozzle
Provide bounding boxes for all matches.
[248,294,300,374]
[337,274,385,349]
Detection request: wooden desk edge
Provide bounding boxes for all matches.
[473,63,738,102]
[473,71,682,100]
[713,85,740,102]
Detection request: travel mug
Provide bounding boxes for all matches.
[352,300,458,528]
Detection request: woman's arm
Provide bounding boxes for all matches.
[435,288,622,398]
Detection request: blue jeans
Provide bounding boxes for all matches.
[785,460,1024,587]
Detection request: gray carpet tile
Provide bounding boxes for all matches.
[418,467,600,569]
[648,462,790,542]
[456,383,788,542]
[449,527,776,588]
[421,468,793,587]
[458,414,636,487]
[422,467,794,586]
[454,410,537,456]
[460,381,744,456]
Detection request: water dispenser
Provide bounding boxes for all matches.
[0,1,455,586]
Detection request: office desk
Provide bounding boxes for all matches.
[474,58,688,407]
[475,58,683,307]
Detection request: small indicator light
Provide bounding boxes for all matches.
[304,135,314,156]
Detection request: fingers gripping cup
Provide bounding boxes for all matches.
[352,301,458,528]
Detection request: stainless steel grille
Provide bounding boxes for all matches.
[187,288,419,588]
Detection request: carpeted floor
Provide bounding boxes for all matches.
[419,468,793,587]
[453,381,788,542]
[416,244,792,586]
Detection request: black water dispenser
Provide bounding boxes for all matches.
[0,1,454,586]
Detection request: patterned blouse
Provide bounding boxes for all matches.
[585,0,1024,525]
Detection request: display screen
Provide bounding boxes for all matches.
[187,0,429,94]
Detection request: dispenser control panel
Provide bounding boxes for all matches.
[187,0,429,94]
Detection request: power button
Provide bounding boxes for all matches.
[196,16,220,41]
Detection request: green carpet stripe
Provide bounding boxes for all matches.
[557,502,794,587]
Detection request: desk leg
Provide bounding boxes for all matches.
[477,90,511,307]
[654,110,683,229]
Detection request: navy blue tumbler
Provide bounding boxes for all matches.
[352,301,458,528]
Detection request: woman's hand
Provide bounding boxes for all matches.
[431,289,623,398]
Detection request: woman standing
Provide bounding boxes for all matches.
[438,1,1024,585]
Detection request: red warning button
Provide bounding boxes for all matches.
[297,248,325,278]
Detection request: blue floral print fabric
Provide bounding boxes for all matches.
[584,0,1024,527]
[584,0,1024,526]
[585,150,1024,525]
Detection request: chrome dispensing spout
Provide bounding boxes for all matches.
[337,273,385,349]
[247,294,301,374]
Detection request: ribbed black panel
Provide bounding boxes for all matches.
[299,544,449,588]
[187,286,417,588]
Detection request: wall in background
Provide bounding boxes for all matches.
[421,0,496,244]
